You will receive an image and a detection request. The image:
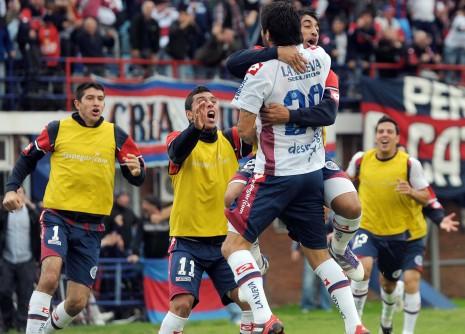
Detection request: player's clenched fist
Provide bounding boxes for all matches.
[2,191,22,211]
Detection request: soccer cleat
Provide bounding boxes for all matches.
[259,254,270,276]
[328,240,364,281]
[394,280,404,312]
[252,315,285,334]
[354,324,371,334]
[378,325,393,334]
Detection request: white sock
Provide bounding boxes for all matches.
[250,239,264,269]
[159,311,188,334]
[351,279,369,318]
[43,301,75,333]
[26,291,53,334]
[240,310,254,334]
[227,250,272,324]
[331,214,360,254]
[403,292,421,334]
[315,258,361,334]
[380,288,396,328]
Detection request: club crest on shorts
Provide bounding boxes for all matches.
[414,255,423,267]
[90,266,98,279]
[324,160,340,171]
[392,269,402,279]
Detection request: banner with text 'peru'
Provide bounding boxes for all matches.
[143,259,228,324]
[361,76,465,199]
[95,75,240,166]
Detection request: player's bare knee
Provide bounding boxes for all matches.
[332,193,361,219]
[403,270,421,293]
[64,296,88,316]
[37,272,60,293]
[221,240,233,259]
[171,295,194,318]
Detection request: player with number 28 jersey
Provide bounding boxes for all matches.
[232,44,332,176]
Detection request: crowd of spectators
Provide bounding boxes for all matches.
[0,0,464,110]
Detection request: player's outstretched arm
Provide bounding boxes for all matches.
[4,121,58,201]
[440,212,460,232]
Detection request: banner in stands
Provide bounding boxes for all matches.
[143,258,228,323]
[95,75,240,166]
[361,76,465,199]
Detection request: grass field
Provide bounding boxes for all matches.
[51,300,464,334]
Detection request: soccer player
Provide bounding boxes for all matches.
[346,115,430,334]
[2,82,145,334]
[159,86,253,334]
[225,8,363,282]
[221,3,369,334]
[393,148,459,334]
[395,186,458,334]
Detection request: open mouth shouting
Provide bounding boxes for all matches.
[91,107,101,117]
[207,110,216,121]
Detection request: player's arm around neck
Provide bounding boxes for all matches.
[237,109,257,145]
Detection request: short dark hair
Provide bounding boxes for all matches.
[260,1,301,46]
[184,86,211,111]
[375,115,399,134]
[298,8,319,26]
[75,82,105,101]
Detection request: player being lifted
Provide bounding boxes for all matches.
[225,7,364,283]
[221,3,369,334]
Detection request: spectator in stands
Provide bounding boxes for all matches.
[129,0,160,76]
[320,15,348,67]
[72,16,115,75]
[0,16,13,108]
[443,6,465,83]
[128,196,171,262]
[184,0,212,41]
[374,4,405,44]
[408,0,439,49]
[391,0,412,42]
[212,0,248,50]
[374,27,406,78]
[80,0,123,28]
[38,13,60,68]
[42,0,79,58]
[0,187,40,333]
[151,0,179,53]
[165,2,204,79]
[16,0,46,109]
[406,30,442,78]
[101,191,140,258]
[347,9,377,75]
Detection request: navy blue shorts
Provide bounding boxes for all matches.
[40,210,102,287]
[351,229,407,281]
[322,157,349,181]
[226,169,325,249]
[403,238,426,272]
[168,238,236,307]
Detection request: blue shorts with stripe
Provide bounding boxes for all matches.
[351,228,408,281]
[226,169,326,249]
[403,237,426,272]
[168,237,236,307]
[40,210,102,287]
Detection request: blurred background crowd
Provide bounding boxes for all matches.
[0,0,464,110]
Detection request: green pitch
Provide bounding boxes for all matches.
[24,300,465,333]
